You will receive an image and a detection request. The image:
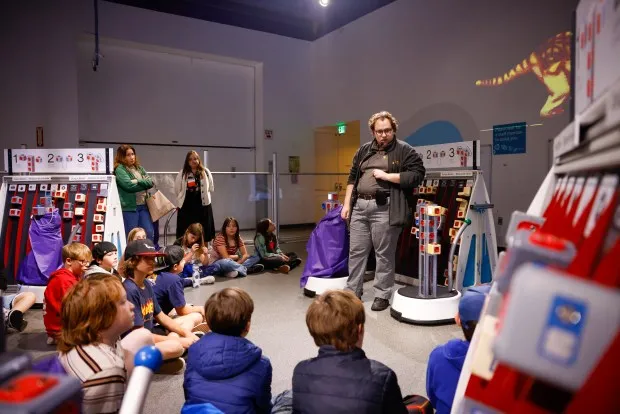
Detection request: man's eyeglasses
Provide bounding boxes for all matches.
[375,128,393,136]
[75,259,90,265]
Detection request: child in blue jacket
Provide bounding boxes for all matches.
[183,287,273,414]
[425,285,491,413]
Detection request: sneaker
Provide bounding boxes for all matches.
[289,258,302,269]
[157,357,186,375]
[275,265,290,274]
[192,322,210,334]
[6,310,25,331]
[225,270,239,278]
[200,275,215,285]
[46,336,57,346]
[248,264,265,274]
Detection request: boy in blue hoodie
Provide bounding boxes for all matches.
[425,285,491,414]
[183,287,273,414]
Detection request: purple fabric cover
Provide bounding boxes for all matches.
[31,354,67,375]
[17,210,63,286]
[300,206,349,287]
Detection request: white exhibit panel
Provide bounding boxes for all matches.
[0,148,124,304]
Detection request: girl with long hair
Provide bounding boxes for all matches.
[174,223,215,285]
[174,151,215,241]
[211,217,263,277]
[114,145,155,241]
[254,218,301,273]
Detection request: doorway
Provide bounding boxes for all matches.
[313,120,361,222]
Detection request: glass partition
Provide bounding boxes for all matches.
[150,172,272,246]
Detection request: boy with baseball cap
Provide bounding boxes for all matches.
[425,285,492,413]
[122,239,199,374]
[152,245,207,332]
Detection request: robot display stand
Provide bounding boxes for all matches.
[304,192,347,297]
[451,76,620,413]
[391,140,498,324]
[0,148,125,304]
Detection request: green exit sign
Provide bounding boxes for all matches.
[337,124,346,135]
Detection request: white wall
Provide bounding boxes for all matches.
[311,0,578,243]
[77,40,256,150]
[0,0,315,226]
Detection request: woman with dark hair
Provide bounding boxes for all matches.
[254,218,301,274]
[174,150,215,241]
[211,217,263,277]
[113,145,154,241]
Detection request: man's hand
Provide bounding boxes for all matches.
[373,169,388,181]
[280,254,289,262]
[341,205,350,220]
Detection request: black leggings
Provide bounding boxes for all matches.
[260,252,300,270]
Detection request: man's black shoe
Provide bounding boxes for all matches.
[371,298,390,311]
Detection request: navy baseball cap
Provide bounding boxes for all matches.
[459,284,492,328]
[163,245,185,267]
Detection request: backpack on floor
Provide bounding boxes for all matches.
[300,205,349,288]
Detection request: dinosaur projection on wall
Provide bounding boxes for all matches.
[475,31,572,118]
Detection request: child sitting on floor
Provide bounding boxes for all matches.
[44,242,92,345]
[85,241,121,280]
[58,274,137,414]
[174,223,216,285]
[153,245,207,332]
[183,287,279,413]
[292,290,411,413]
[122,239,199,374]
[254,218,301,274]
[425,285,491,413]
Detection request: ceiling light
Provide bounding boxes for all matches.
[319,0,329,7]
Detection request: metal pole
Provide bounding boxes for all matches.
[423,206,429,297]
[272,152,279,239]
[203,150,209,167]
[431,207,438,298]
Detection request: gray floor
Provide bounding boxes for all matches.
[7,240,462,413]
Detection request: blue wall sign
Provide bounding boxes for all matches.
[493,122,526,155]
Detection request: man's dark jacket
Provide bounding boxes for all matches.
[347,138,426,227]
[292,345,408,414]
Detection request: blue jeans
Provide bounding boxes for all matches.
[243,254,261,268]
[212,258,247,277]
[123,205,154,241]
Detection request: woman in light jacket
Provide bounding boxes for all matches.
[114,145,155,241]
[174,150,215,242]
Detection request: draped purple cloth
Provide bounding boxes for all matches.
[300,206,349,288]
[17,210,63,286]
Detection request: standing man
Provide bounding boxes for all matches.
[342,111,426,311]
